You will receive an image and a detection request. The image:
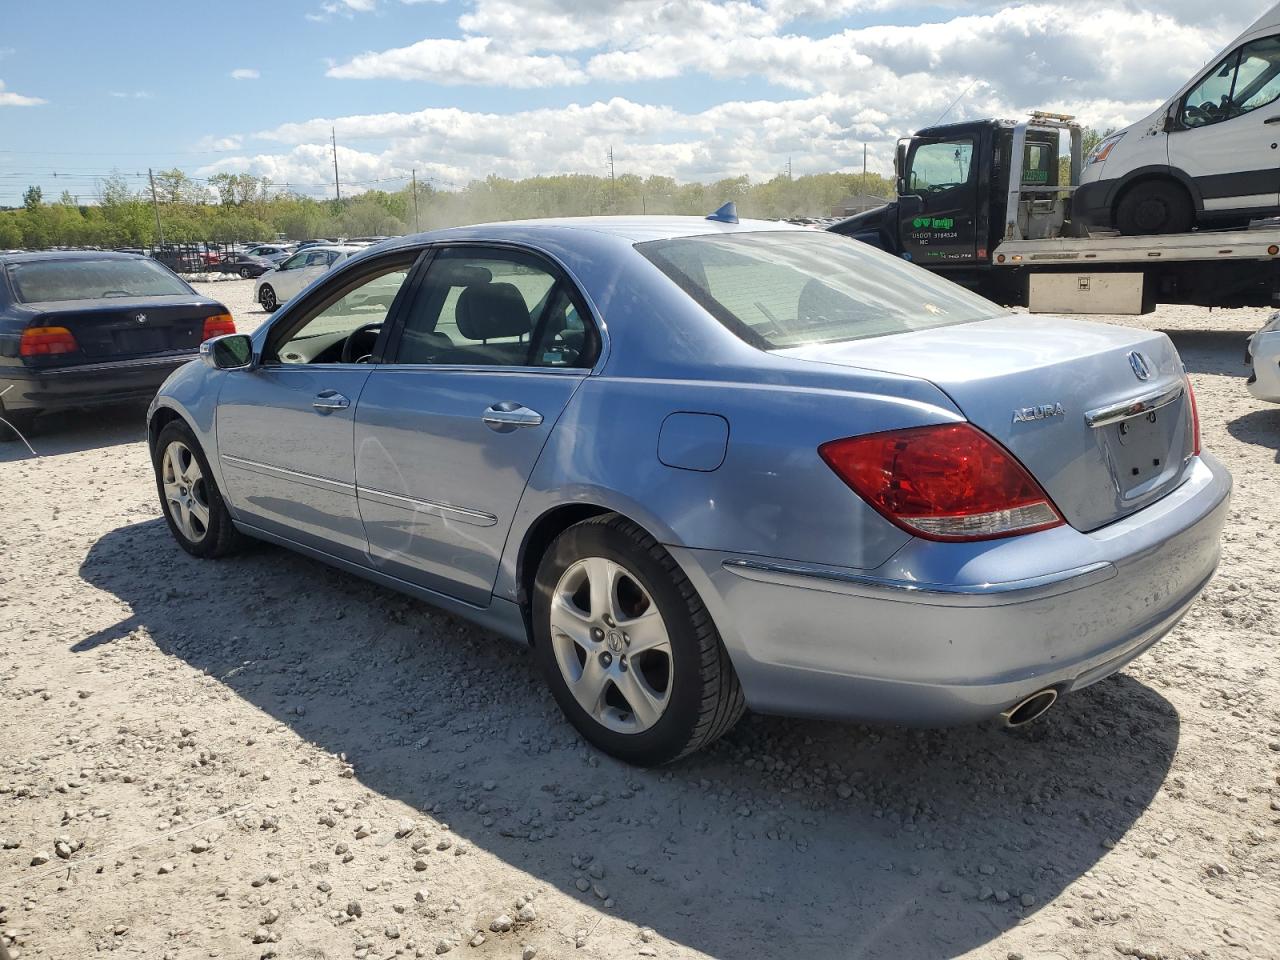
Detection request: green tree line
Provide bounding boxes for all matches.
[0,168,895,251]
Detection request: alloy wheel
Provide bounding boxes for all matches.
[548,556,673,734]
[260,286,277,311]
[161,440,211,543]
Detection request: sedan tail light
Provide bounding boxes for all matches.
[20,325,79,357]
[1185,374,1201,456]
[819,423,1064,542]
[202,313,236,340]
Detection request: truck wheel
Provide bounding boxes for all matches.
[1115,181,1193,235]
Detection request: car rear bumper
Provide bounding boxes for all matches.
[670,453,1231,726]
[1246,331,1280,402]
[0,354,197,413]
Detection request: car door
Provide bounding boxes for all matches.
[897,135,979,265]
[354,244,600,606]
[216,250,423,562]
[1169,33,1280,213]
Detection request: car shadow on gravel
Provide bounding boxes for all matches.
[1161,328,1252,377]
[80,519,1180,960]
[0,402,147,463]
[1227,407,1280,459]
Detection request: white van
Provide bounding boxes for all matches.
[1076,3,1280,234]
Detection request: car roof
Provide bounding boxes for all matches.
[0,249,147,265]
[387,215,805,252]
[297,244,363,253]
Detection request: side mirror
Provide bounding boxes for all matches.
[201,333,255,370]
[898,194,923,217]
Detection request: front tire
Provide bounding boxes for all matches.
[532,514,745,765]
[1115,180,1194,235]
[152,420,244,558]
[258,284,278,312]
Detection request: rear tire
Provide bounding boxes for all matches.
[152,420,245,558]
[0,403,36,444]
[1115,180,1194,235]
[258,284,278,312]
[238,266,252,279]
[532,513,745,766]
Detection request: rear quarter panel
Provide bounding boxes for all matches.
[496,370,966,602]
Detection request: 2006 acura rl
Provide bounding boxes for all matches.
[147,215,1231,765]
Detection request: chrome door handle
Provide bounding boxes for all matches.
[312,390,350,413]
[482,401,544,432]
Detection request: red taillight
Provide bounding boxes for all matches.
[20,326,79,357]
[202,313,236,340]
[1185,374,1201,456]
[819,423,1064,542]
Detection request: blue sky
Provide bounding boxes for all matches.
[0,0,1263,205]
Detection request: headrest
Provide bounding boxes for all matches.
[456,282,531,341]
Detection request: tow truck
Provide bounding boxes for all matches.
[829,112,1280,313]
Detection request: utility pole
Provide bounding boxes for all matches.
[607,146,616,212]
[331,127,341,202]
[411,168,420,232]
[862,143,868,194]
[786,156,792,181]
[148,167,164,247]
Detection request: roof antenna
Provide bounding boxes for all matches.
[706,201,739,224]
[932,78,979,126]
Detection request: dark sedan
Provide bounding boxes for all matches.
[212,252,276,279]
[0,251,233,440]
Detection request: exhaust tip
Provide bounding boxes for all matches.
[1001,688,1058,728]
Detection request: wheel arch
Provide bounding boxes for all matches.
[1110,166,1202,215]
[515,502,619,640]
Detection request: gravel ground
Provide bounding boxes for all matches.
[2,282,1278,960]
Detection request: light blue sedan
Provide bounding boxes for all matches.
[147,215,1231,765]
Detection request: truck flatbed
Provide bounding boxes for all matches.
[994,227,1280,267]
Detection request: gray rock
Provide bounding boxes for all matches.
[30,851,50,866]
[385,925,400,939]
[490,914,513,932]
[435,940,453,955]
[517,903,537,922]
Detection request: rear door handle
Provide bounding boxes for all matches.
[312,390,350,413]
[1266,116,1280,124]
[482,401,544,432]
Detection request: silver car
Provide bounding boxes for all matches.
[147,216,1231,765]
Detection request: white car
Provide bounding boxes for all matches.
[254,245,362,312]
[1076,3,1280,234]
[1247,312,1280,402]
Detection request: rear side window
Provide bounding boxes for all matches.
[6,258,190,303]
[393,247,598,368]
[639,230,1001,350]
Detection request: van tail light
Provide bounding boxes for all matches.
[1185,374,1201,456]
[202,313,236,340]
[20,326,79,357]
[819,423,1064,542]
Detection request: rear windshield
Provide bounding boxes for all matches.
[638,230,1001,349]
[6,258,190,303]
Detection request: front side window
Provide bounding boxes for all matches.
[639,230,1001,350]
[7,258,190,303]
[271,260,413,364]
[278,252,308,271]
[907,139,974,192]
[1183,35,1280,127]
[393,247,597,368]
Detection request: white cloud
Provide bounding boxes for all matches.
[109,90,152,100]
[0,79,43,106]
[327,37,587,86]
[207,0,1268,191]
[230,68,260,80]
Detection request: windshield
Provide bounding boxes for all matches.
[638,230,1001,350]
[7,258,190,303]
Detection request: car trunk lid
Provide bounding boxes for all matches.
[23,297,223,364]
[777,315,1195,531]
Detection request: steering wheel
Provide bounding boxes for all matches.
[341,322,383,364]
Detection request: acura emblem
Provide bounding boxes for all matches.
[135,313,148,324]
[1128,350,1152,380]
